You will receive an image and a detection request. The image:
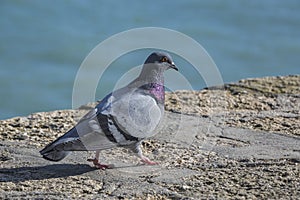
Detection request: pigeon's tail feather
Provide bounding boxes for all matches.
[40,127,86,161]
[41,150,70,162]
[40,139,71,162]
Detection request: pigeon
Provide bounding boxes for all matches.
[40,51,178,169]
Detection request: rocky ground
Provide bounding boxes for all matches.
[0,75,299,199]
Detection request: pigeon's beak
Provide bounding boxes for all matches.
[170,62,178,71]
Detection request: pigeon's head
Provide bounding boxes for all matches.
[144,52,178,72]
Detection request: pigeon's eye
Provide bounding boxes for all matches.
[161,57,168,63]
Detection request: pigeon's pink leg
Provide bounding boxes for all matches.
[87,150,110,170]
[140,155,158,165]
[137,149,158,165]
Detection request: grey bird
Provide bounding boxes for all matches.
[40,52,178,169]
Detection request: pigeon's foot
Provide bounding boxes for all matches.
[87,158,112,170]
[140,156,158,165]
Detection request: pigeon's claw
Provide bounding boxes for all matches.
[87,158,112,170]
[140,156,158,165]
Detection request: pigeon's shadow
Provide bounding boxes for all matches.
[0,164,97,182]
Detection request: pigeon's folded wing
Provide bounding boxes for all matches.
[40,93,119,157]
[73,107,120,151]
[103,91,163,139]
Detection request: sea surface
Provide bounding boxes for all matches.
[0,0,299,119]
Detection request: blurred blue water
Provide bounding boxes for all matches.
[0,0,299,119]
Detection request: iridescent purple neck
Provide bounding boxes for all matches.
[148,83,165,103]
[137,66,165,103]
